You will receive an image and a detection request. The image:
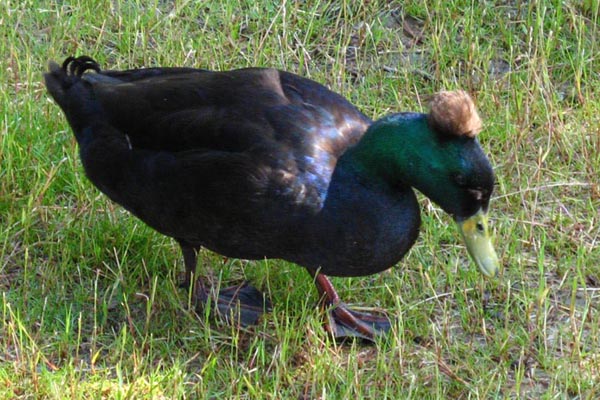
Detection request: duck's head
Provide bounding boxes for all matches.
[350,90,500,277]
[424,91,499,278]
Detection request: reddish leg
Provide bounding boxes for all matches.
[313,272,391,341]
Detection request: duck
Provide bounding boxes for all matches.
[44,56,500,341]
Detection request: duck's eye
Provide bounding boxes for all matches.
[476,222,485,232]
[454,174,467,187]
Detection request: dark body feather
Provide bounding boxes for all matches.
[45,61,420,277]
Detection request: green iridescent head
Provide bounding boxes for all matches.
[349,91,500,277]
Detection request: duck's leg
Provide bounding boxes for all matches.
[312,272,391,341]
[179,243,270,326]
[180,243,200,289]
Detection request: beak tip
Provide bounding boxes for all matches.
[480,259,500,278]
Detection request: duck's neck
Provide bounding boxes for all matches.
[340,113,439,190]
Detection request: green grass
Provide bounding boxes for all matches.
[1,0,599,398]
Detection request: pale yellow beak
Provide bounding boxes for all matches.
[456,209,500,278]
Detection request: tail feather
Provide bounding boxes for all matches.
[44,61,70,109]
[45,56,134,193]
[44,56,104,137]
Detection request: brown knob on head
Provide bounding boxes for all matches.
[429,90,483,138]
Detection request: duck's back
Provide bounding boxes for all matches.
[87,66,369,153]
[45,60,374,259]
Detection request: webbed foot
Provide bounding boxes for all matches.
[194,281,271,326]
[325,302,391,341]
[313,272,392,342]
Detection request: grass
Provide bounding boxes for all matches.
[1,0,599,398]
